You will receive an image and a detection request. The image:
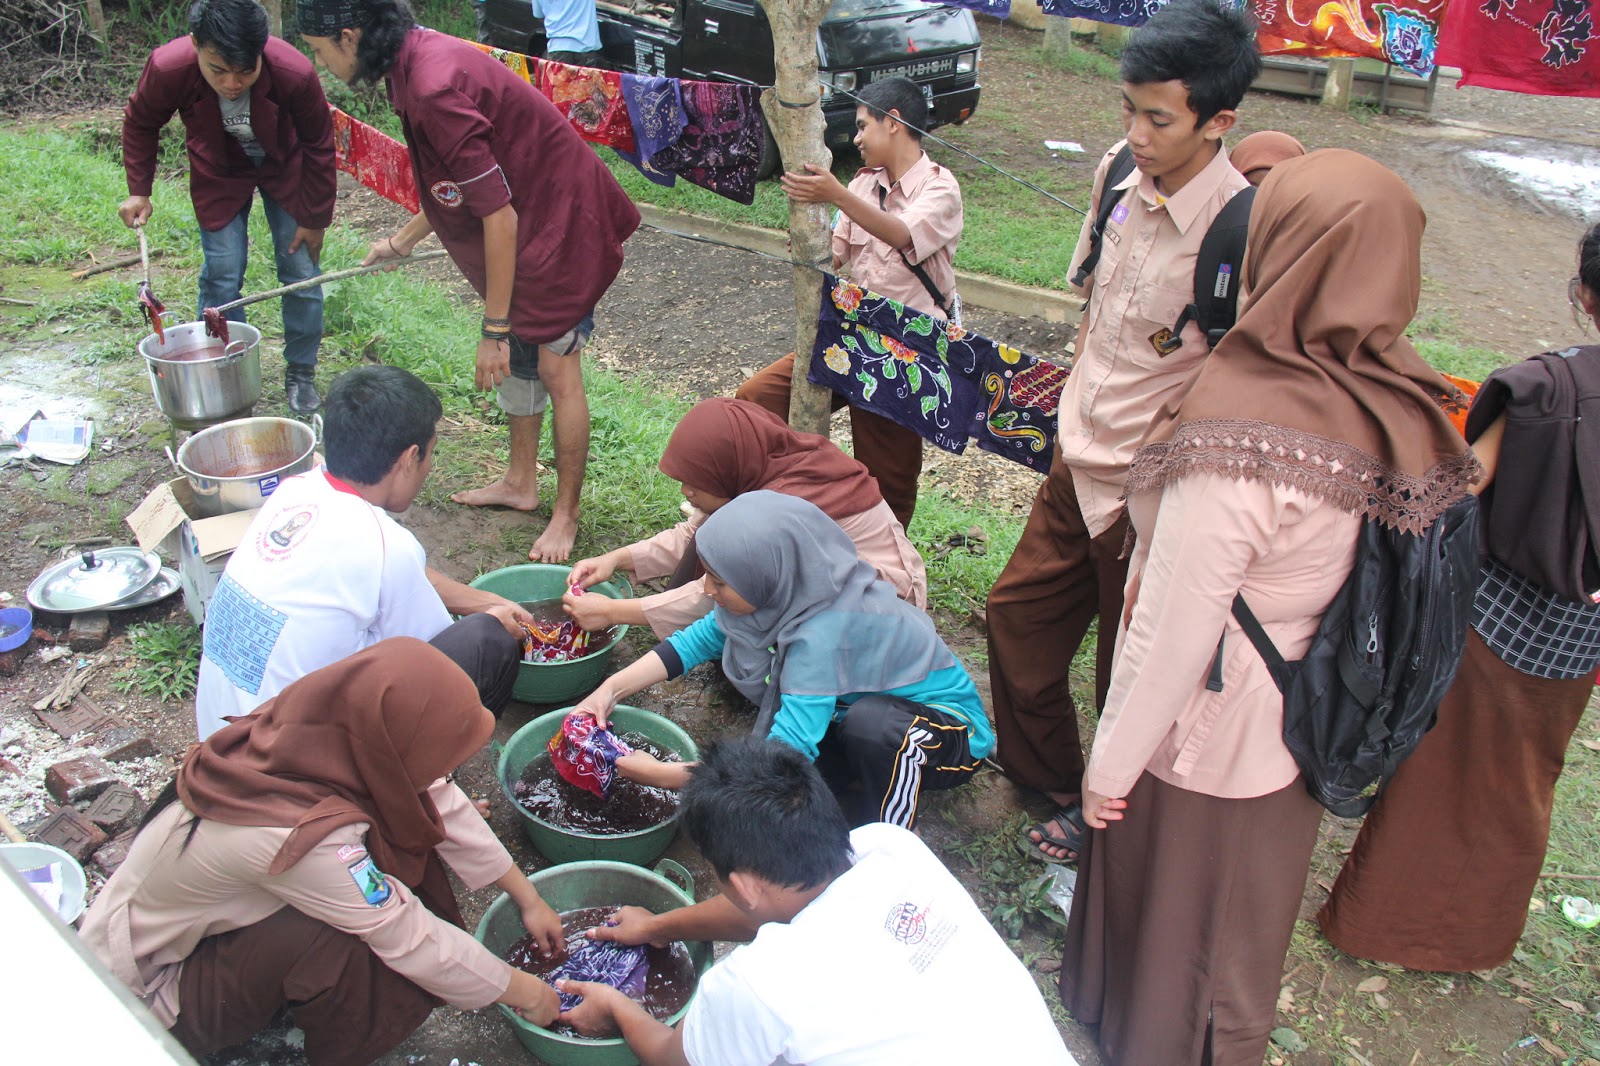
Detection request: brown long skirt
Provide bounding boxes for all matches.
[1061,772,1324,1066]
[1318,632,1594,971]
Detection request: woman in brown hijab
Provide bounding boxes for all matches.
[80,639,565,1066]
[1231,130,1307,185]
[1319,222,1600,972]
[1058,150,1477,1066]
[563,397,927,637]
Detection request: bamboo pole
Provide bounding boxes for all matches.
[757,0,834,436]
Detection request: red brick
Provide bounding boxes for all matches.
[44,754,119,804]
[35,703,110,739]
[0,756,19,777]
[28,807,108,863]
[92,830,139,877]
[83,783,145,835]
[68,611,110,652]
[92,721,159,763]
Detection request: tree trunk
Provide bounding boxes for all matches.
[757,0,833,435]
[82,0,106,46]
[1043,13,1074,57]
[262,0,283,38]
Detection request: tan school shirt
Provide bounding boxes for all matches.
[79,778,514,1028]
[833,152,962,318]
[1084,474,1360,800]
[627,500,928,637]
[1058,142,1249,537]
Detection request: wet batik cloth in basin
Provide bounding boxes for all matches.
[807,275,1070,473]
[549,938,648,1010]
[547,711,634,799]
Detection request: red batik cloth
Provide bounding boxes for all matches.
[538,61,638,153]
[545,712,634,799]
[1437,0,1600,97]
[330,107,420,213]
[1251,0,1446,74]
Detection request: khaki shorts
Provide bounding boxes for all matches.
[495,314,594,416]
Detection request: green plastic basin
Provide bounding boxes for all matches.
[469,563,632,705]
[497,705,699,866]
[474,858,710,1066]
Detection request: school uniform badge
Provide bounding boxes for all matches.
[431,180,465,208]
[347,855,393,906]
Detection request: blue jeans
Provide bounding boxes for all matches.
[197,191,323,368]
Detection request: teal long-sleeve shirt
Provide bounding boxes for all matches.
[662,613,994,762]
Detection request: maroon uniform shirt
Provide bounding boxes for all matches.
[123,36,337,232]
[386,29,641,344]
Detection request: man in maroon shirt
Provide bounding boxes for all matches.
[301,0,640,562]
[120,0,337,414]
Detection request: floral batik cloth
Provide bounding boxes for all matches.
[615,74,688,187]
[330,107,420,213]
[648,80,764,205]
[1253,0,1444,76]
[1038,0,1164,28]
[807,275,1071,472]
[468,39,539,84]
[546,710,635,799]
[539,60,638,152]
[1437,0,1598,96]
[549,938,649,1012]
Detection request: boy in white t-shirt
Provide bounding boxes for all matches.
[556,737,1077,1066]
[193,366,534,738]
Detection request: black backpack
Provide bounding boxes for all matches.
[1227,494,1481,817]
[1071,143,1255,350]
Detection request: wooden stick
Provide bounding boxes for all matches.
[0,296,37,306]
[71,251,160,280]
[0,809,26,844]
[208,250,450,314]
[137,224,151,286]
[1541,871,1600,882]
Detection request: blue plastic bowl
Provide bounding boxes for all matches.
[0,607,33,653]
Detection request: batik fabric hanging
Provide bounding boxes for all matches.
[468,39,539,84]
[615,74,688,187]
[1037,0,1163,28]
[647,80,765,205]
[807,275,1070,473]
[1436,0,1599,96]
[928,0,1012,15]
[539,61,639,153]
[330,107,420,213]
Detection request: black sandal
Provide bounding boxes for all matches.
[1022,803,1086,865]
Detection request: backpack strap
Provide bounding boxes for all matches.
[1184,185,1256,350]
[1069,144,1137,289]
[878,183,948,315]
[1230,593,1287,693]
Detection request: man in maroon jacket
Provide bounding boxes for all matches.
[120,0,337,414]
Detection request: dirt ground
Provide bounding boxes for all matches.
[3,16,1599,1066]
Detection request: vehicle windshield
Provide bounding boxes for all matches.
[826,0,938,19]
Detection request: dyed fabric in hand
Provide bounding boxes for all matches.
[807,275,1071,471]
[615,74,688,188]
[546,711,634,800]
[647,80,763,205]
[540,61,637,152]
[549,937,648,1011]
[1252,0,1444,76]
[931,0,1011,14]
[1436,0,1599,96]
[330,107,420,213]
[468,39,539,84]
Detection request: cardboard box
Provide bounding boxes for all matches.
[126,479,260,626]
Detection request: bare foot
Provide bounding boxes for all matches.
[451,478,540,510]
[529,510,579,563]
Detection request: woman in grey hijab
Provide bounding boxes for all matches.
[580,492,992,827]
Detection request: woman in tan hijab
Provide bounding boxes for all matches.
[1058,150,1477,1066]
[81,639,565,1065]
[1231,130,1307,185]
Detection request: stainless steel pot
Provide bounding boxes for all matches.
[139,318,262,431]
[175,415,319,517]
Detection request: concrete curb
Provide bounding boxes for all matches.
[634,203,1083,323]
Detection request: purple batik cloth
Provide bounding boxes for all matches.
[616,74,687,187]
[648,80,764,205]
[550,938,649,1011]
[806,274,1070,472]
[1038,0,1164,27]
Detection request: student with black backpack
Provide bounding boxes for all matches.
[1057,151,1480,1066]
[986,0,1261,866]
[1321,222,1600,973]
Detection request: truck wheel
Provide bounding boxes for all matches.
[755,121,781,181]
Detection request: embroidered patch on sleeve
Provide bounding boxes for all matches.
[347,856,393,906]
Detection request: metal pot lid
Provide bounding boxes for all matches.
[105,567,181,612]
[28,548,162,614]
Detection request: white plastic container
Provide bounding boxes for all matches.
[1,842,89,923]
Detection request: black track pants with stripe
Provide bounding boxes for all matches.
[815,695,980,829]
